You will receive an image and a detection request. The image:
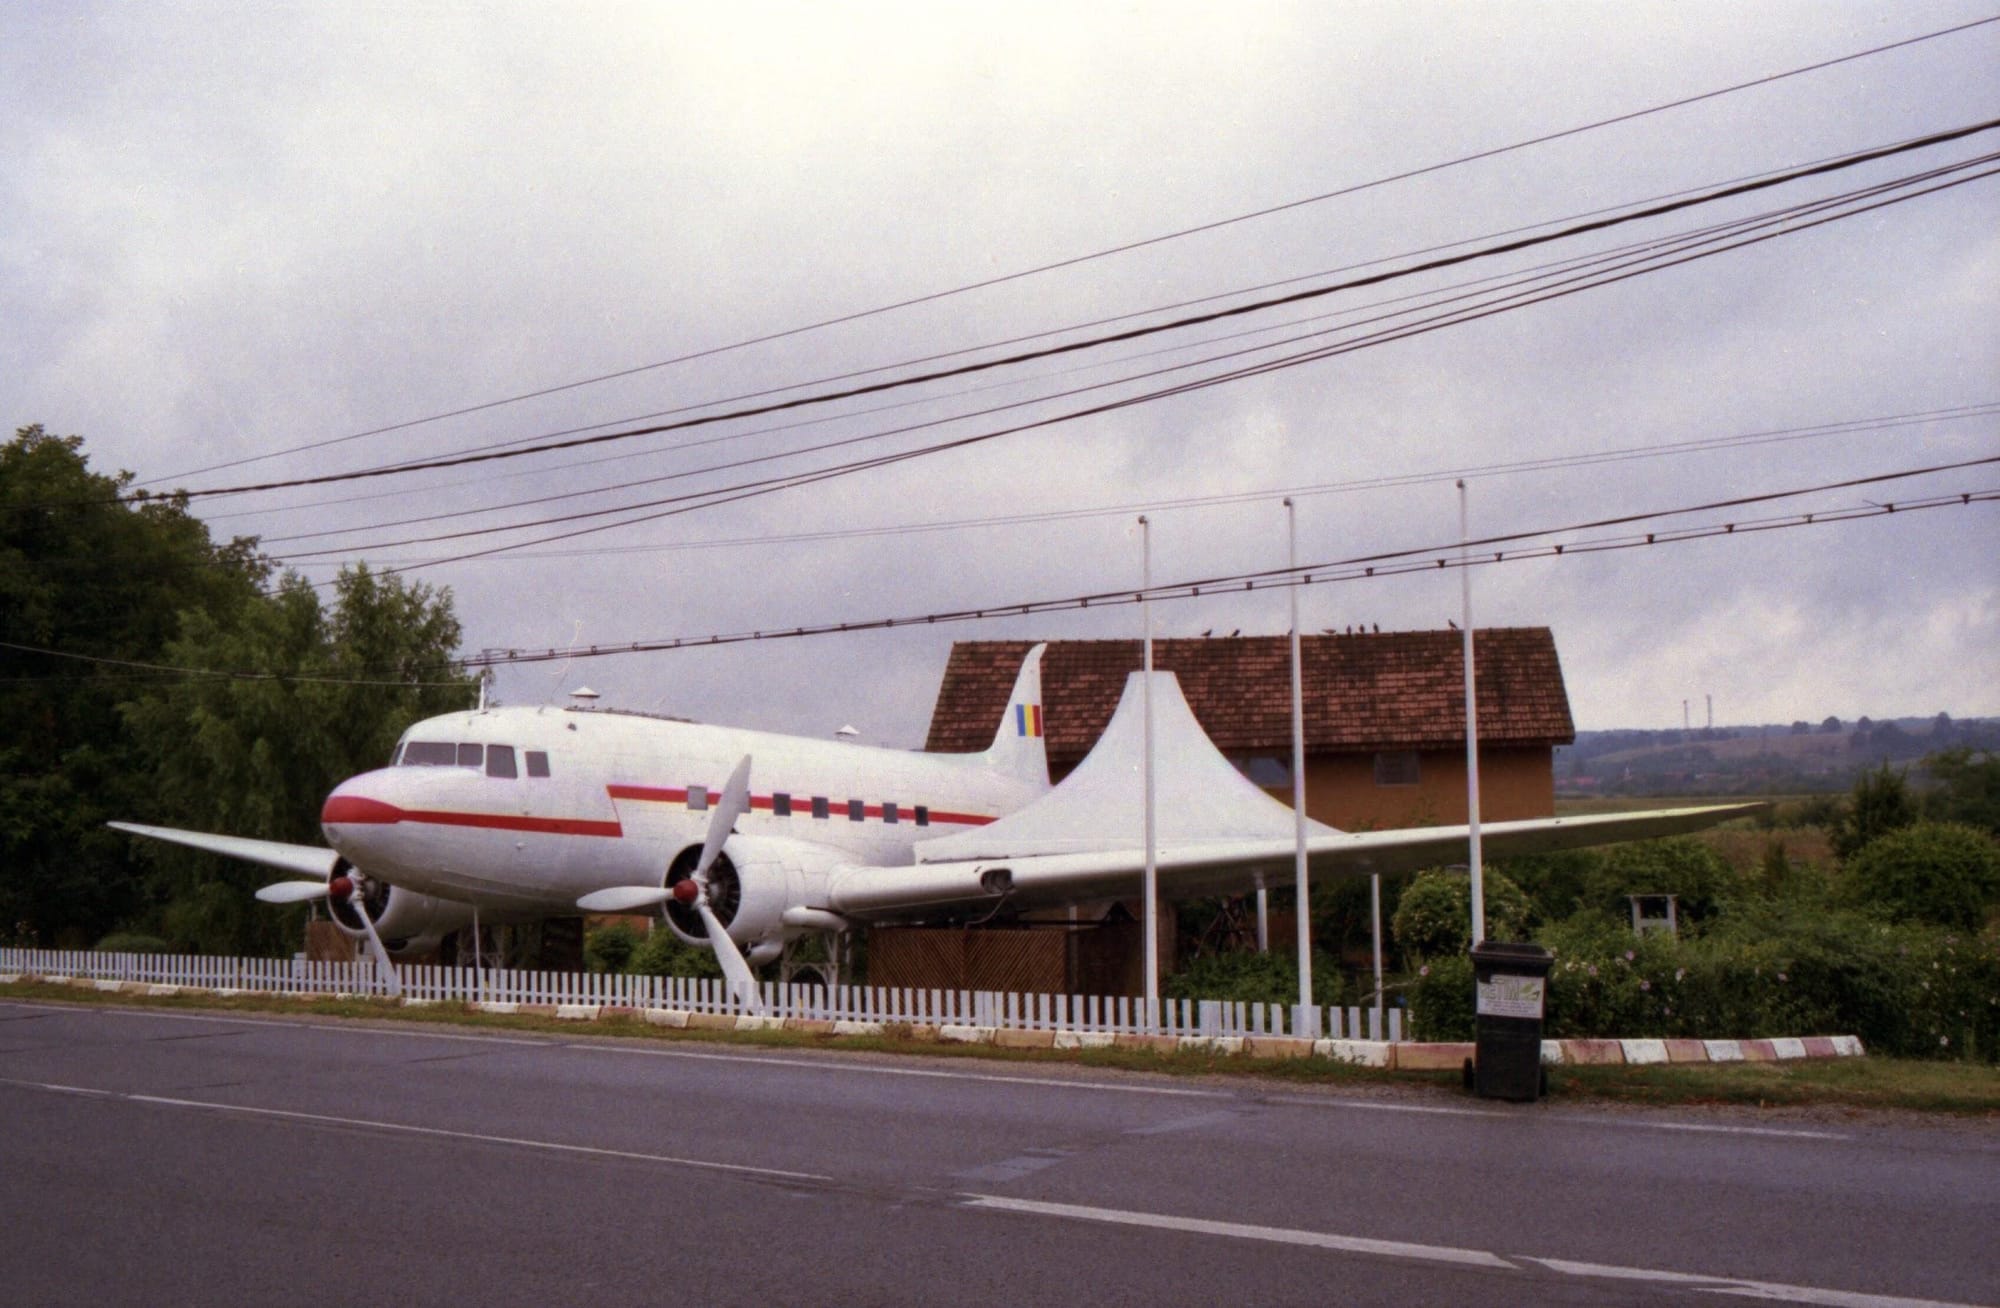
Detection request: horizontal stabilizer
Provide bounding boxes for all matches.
[109,821,339,880]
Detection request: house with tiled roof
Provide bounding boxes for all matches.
[924,629,1576,830]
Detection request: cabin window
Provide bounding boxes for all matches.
[688,786,709,812]
[400,741,458,766]
[915,805,929,827]
[525,750,550,778]
[1373,751,1420,786]
[847,799,864,822]
[882,802,899,825]
[811,796,829,820]
[772,792,791,817]
[457,743,483,768]
[486,745,517,779]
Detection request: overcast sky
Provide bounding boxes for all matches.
[6,2,1996,747]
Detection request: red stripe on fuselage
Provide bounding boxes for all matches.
[605,784,995,827]
[321,793,622,838]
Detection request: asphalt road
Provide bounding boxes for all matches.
[1,1000,1994,1307]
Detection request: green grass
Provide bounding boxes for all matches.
[9,979,1996,1113]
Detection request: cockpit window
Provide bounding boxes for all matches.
[525,750,551,778]
[456,743,483,768]
[486,745,517,779]
[400,741,459,766]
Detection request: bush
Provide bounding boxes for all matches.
[1584,837,1740,924]
[1164,948,1347,1008]
[1402,905,2000,1060]
[1493,849,1599,924]
[627,925,722,979]
[1841,821,2000,931]
[1391,866,1530,961]
[584,921,641,973]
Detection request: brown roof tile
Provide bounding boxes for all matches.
[924,629,1575,762]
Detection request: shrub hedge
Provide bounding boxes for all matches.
[1406,908,1999,1060]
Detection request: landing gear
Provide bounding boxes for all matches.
[780,930,848,992]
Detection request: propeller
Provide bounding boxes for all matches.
[256,880,335,905]
[338,874,405,999]
[256,871,402,997]
[574,756,764,1012]
[691,756,763,1013]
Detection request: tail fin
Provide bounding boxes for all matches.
[982,643,1049,788]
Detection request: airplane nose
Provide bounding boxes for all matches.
[320,772,406,836]
[321,775,405,831]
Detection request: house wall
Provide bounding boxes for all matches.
[1299,746,1555,830]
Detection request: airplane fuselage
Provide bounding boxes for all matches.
[319,705,1047,916]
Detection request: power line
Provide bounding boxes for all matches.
[459,457,1999,667]
[284,403,2000,567]
[11,471,1989,688]
[281,154,2000,573]
[108,116,2000,507]
[139,14,2000,487]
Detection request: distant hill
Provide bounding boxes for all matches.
[1555,714,1999,796]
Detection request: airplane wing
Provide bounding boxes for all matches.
[825,671,1760,920]
[827,802,1759,918]
[108,821,340,880]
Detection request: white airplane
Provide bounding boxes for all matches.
[113,644,1757,1006]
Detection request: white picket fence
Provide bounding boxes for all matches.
[0,947,1402,1042]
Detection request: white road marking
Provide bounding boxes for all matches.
[0,1077,832,1183]
[583,1040,1231,1098]
[1269,1095,1846,1140]
[965,1194,1993,1307]
[1525,1256,1991,1308]
[963,1194,1515,1269]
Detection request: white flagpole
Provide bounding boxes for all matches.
[1459,479,1486,945]
[1139,515,1159,1029]
[1286,499,1312,1025]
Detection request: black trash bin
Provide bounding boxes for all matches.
[1466,940,1554,1102]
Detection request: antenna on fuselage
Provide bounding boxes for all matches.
[570,687,601,710]
[835,724,860,741]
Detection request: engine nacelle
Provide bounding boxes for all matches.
[326,860,477,958]
[661,834,847,956]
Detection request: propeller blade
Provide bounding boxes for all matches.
[256,880,332,904]
[576,886,674,913]
[347,888,403,999]
[693,754,753,883]
[694,899,764,1015]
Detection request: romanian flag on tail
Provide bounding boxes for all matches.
[1015,703,1043,737]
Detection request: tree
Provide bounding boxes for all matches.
[1841,822,2000,932]
[0,426,266,946]
[1832,763,1916,862]
[119,565,475,953]
[1920,748,2000,836]
[1820,715,1843,734]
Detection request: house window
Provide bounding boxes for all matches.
[1373,751,1420,786]
[882,802,899,824]
[688,786,709,812]
[847,799,865,822]
[525,751,551,778]
[811,796,829,819]
[773,792,791,817]
[485,745,517,779]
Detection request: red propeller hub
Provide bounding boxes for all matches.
[671,879,701,905]
[328,875,354,901]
